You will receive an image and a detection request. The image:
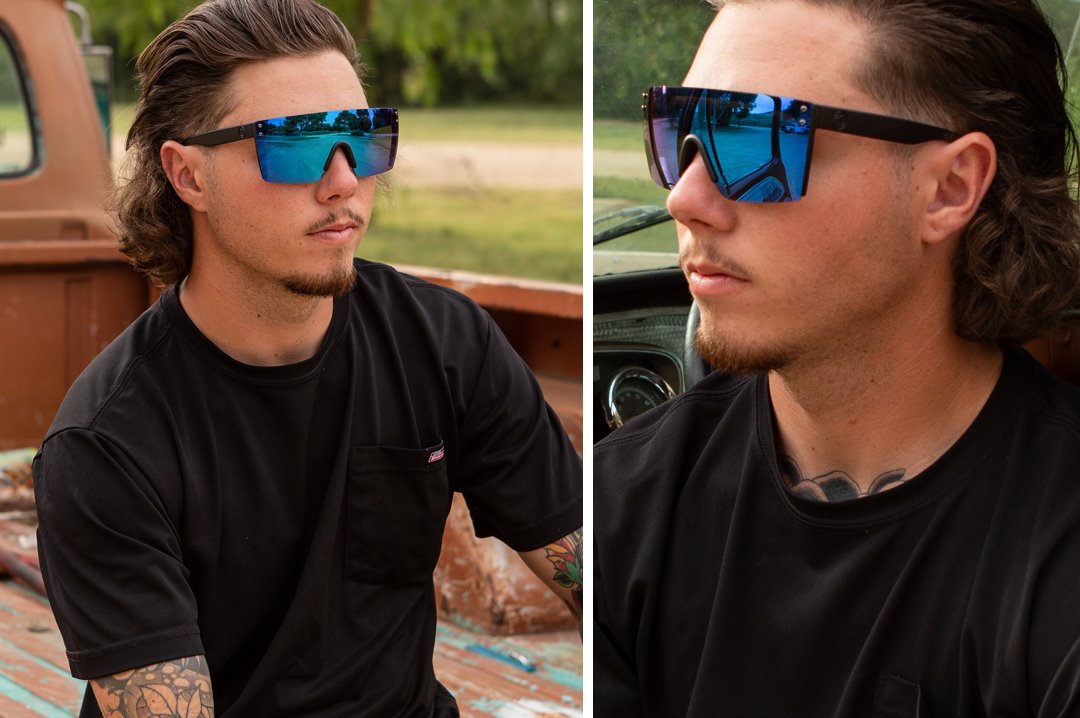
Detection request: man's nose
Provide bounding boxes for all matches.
[316,145,361,202]
[666,148,736,232]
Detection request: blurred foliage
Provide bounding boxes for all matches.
[1041,0,1080,129]
[73,0,582,107]
[361,0,582,106]
[593,0,713,120]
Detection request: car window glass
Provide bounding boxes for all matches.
[593,0,713,272]
[0,28,34,175]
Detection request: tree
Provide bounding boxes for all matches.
[593,0,715,121]
[332,110,365,133]
[73,0,582,107]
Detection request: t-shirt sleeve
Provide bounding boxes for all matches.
[33,428,203,679]
[452,312,582,552]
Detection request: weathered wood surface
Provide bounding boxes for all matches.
[0,578,581,717]
[0,580,83,717]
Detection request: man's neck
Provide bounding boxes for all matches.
[178,269,335,367]
[768,329,1003,501]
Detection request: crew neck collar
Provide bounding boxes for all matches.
[160,284,350,386]
[757,347,1025,527]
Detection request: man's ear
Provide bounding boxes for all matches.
[921,132,997,245]
[160,140,209,212]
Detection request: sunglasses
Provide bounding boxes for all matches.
[181,107,398,183]
[643,86,959,202]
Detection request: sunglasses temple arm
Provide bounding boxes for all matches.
[812,106,959,144]
[181,122,259,147]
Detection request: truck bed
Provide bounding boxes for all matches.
[0,577,582,717]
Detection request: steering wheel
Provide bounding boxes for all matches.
[682,299,713,390]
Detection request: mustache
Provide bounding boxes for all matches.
[679,244,753,280]
[304,208,368,235]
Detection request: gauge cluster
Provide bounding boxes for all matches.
[594,308,688,441]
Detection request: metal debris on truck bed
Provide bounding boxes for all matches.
[0,451,35,514]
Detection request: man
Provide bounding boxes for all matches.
[595,0,1080,715]
[33,1,582,716]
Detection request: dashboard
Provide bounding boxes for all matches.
[593,267,692,442]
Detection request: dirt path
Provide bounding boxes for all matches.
[393,141,581,189]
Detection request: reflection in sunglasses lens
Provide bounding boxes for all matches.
[255,109,398,183]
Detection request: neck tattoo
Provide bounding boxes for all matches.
[779,455,908,503]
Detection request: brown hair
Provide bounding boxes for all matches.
[111,0,362,287]
[711,0,1080,345]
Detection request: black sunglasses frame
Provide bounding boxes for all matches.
[179,108,399,183]
[181,121,261,148]
[644,86,961,200]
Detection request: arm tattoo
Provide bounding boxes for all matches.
[543,529,583,626]
[91,656,214,718]
[780,455,907,503]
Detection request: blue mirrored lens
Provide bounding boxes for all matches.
[645,87,810,202]
[254,108,398,183]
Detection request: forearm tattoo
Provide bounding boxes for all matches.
[543,529,583,626]
[780,455,907,503]
[91,656,214,718]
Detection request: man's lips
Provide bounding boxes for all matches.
[684,260,750,295]
[307,223,358,243]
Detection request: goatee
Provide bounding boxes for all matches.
[282,262,357,298]
[694,317,794,376]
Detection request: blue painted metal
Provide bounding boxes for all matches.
[0,670,77,718]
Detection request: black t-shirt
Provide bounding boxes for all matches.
[594,348,1080,717]
[34,258,582,717]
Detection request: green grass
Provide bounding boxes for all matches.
[593,118,666,217]
[594,119,642,152]
[593,175,668,208]
[363,186,582,283]
[0,104,30,129]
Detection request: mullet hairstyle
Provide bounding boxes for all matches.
[111,0,363,287]
[712,0,1080,345]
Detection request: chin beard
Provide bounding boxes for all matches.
[282,262,357,298]
[694,321,795,376]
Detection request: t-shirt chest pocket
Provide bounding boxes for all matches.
[345,441,451,584]
[873,674,927,718]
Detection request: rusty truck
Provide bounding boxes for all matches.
[0,1,584,714]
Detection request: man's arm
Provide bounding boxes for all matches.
[89,655,214,718]
[518,527,583,638]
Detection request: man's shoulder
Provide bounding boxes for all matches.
[597,371,755,446]
[45,298,173,440]
[952,349,1080,549]
[1008,347,1080,449]
[348,258,496,343]
[594,371,758,491]
[351,258,486,312]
